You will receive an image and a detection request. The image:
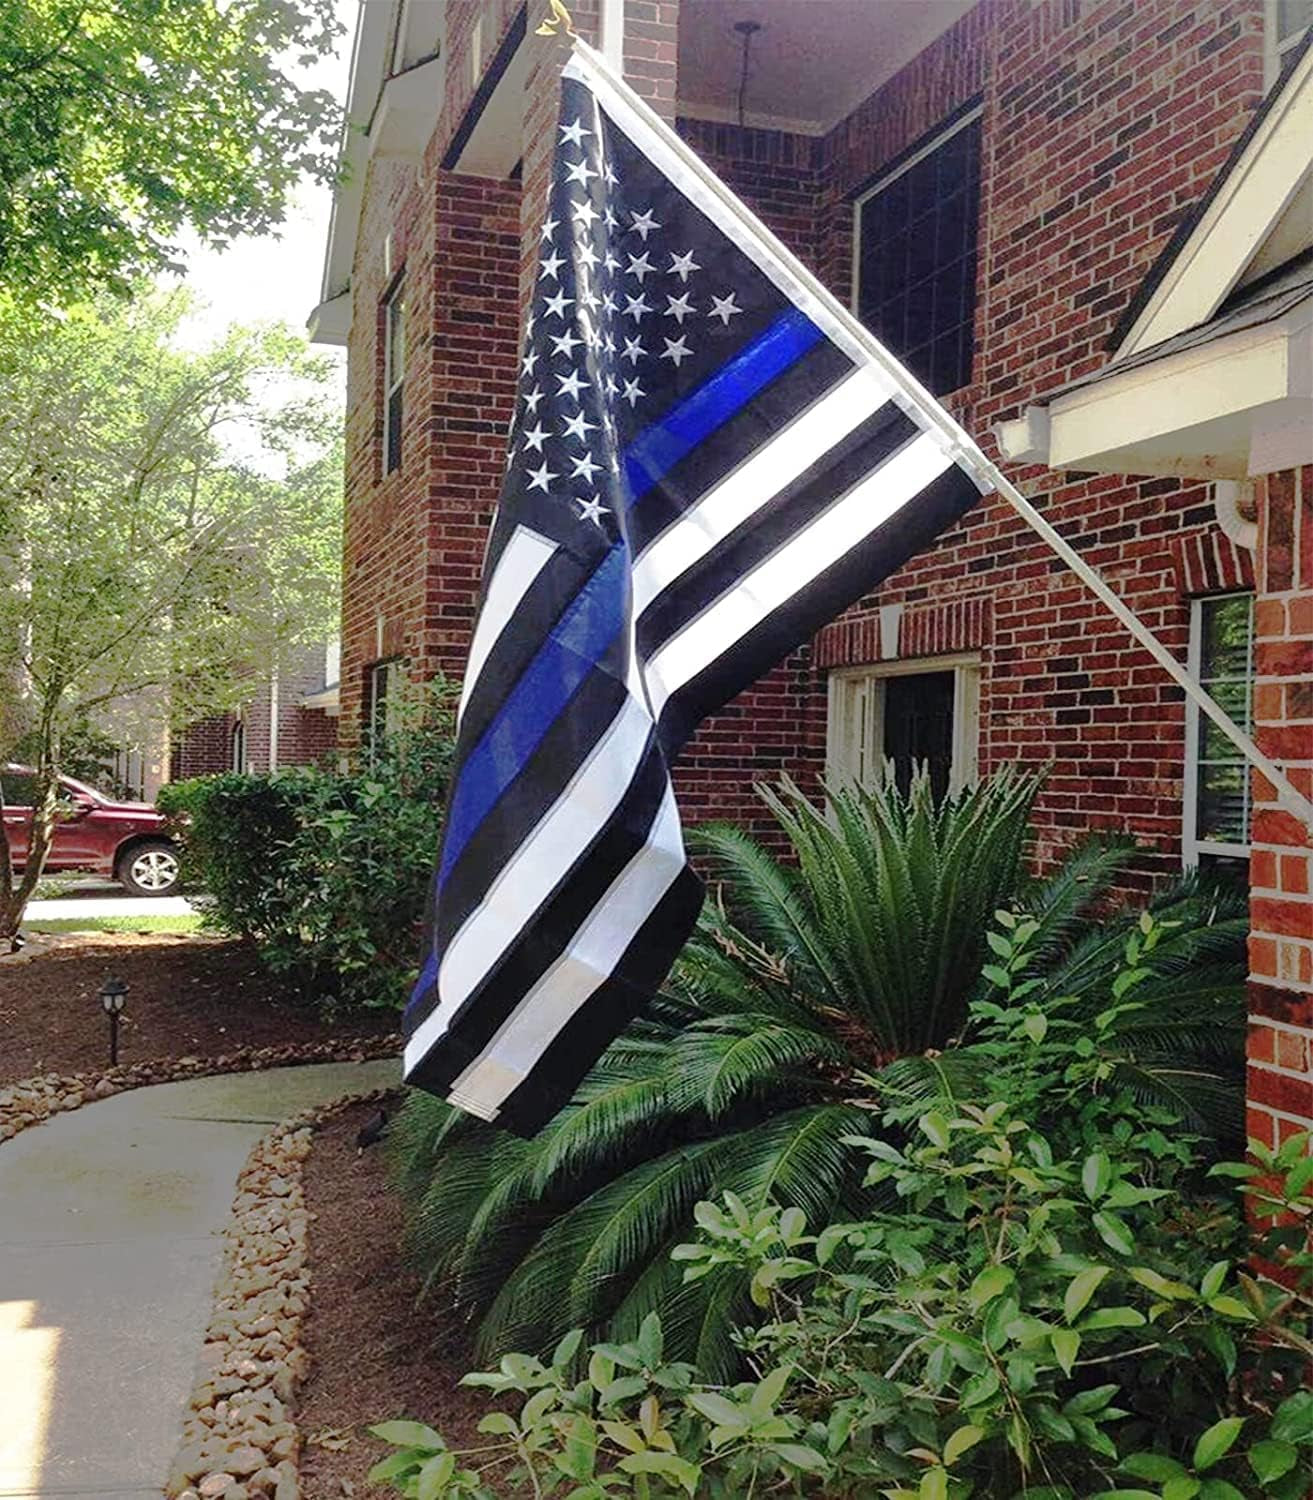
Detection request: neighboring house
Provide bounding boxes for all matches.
[309,1,1312,1143]
[170,642,340,779]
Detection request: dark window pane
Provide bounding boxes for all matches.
[1200,595,1252,679]
[1197,763,1248,844]
[386,387,404,474]
[883,671,955,799]
[1279,0,1313,42]
[1,773,37,806]
[857,114,981,395]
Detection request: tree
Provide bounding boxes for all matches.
[0,0,342,304]
[0,290,343,934]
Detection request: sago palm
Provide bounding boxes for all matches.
[391,768,1245,1376]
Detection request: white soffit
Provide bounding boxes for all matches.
[1046,302,1312,479]
[676,0,979,137]
[1115,41,1313,361]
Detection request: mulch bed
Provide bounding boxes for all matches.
[297,1098,495,1499]
[0,934,396,1087]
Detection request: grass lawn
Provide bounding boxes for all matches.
[25,913,205,935]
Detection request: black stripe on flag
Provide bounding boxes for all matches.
[413,733,676,1076]
[494,866,704,1135]
[656,464,981,754]
[635,404,918,656]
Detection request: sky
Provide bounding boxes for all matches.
[170,0,361,362]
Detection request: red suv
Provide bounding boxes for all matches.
[1,765,180,896]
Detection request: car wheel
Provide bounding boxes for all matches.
[117,840,180,897]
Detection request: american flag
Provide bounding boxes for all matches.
[403,41,989,1133]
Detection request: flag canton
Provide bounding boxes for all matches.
[501,75,798,555]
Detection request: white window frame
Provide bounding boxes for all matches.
[826,654,981,795]
[382,278,406,474]
[1265,0,1312,87]
[230,718,246,774]
[368,657,406,746]
[1182,592,1255,866]
[849,103,983,318]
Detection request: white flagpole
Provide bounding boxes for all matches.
[567,35,1313,832]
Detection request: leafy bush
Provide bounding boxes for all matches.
[368,1100,1312,1499]
[160,680,455,1011]
[390,772,1246,1373]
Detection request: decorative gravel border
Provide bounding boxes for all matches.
[0,1034,400,1145]
[165,1087,396,1500]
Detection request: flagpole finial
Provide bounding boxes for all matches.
[535,0,578,38]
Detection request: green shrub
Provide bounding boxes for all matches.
[390,771,1246,1372]
[159,680,455,1011]
[367,1104,1312,1499]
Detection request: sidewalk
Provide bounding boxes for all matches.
[0,1059,400,1498]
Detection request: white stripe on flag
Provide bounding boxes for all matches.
[403,694,655,1074]
[644,433,952,716]
[631,367,895,619]
[445,780,686,1120]
[457,526,559,723]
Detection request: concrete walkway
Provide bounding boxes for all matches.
[0,1059,400,1498]
[25,894,196,922]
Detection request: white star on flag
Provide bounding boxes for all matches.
[564,157,599,187]
[561,410,598,443]
[660,335,693,367]
[542,288,573,320]
[571,198,600,229]
[664,292,696,324]
[540,216,559,242]
[522,422,549,453]
[520,348,539,376]
[620,335,645,365]
[557,367,589,400]
[623,293,651,322]
[667,249,700,281]
[525,460,556,493]
[539,250,564,280]
[629,208,660,240]
[559,117,591,147]
[708,292,742,325]
[550,328,584,358]
[575,494,609,526]
[626,252,655,282]
[522,384,544,413]
[571,452,603,483]
[621,377,644,406]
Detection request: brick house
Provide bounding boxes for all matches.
[309,0,1312,1141]
[170,642,340,780]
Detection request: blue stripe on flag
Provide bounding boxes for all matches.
[437,545,628,888]
[623,309,824,505]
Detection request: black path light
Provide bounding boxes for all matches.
[99,976,128,1066]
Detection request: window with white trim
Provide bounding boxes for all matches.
[382,278,406,474]
[826,656,980,801]
[1267,0,1312,83]
[367,657,406,748]
[852,106,981,396]
[1183,592,1255,867]
[230,719,246,774]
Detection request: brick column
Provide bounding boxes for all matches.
[1246,465,1313,1150]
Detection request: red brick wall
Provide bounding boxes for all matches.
[666,0,1270,880]
[1247,466,1313,1146]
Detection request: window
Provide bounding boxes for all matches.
[853,106,981,396]
[827,656,980,801]
[1269,0,1312,80]
[1183,592,1255,868]
[368,657,406,746]
[231,720,246,773]
[0,770,37,807]
[383,279,406,474]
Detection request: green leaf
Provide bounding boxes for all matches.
[944,1424,986,1465]
[961,1367,1001,1407]
[1092,1211,1135,1257]
[553,1329,584,1369]
[1270,1390,1313,1443]
[477,1412,519,1436]
[1193,1417,1245,1472]
[618,1452,702,1495]
[1128,1267,1195,1301]
[1065,1265,1110,1323]
[1198,1483,1247,1500]
[1023,1012,1048,1043]
[767,1443,829,1473]
[1205,1296,1256,1321]
[369,1420,447,1449]
[1078,1305,1146,1331]
[1089,1492,1161,1499]
[969,1265,1016,1309]
[367,1452,421,1482]
[751,1365,791,1415]
[920,1467,949,1500]
[1051,1328,1081,1375]
[1248,1440,1298,1484]
[417,1450,456,1500]
[1162,1479,1201,1500]
[686,1391,748,1429]
[1122,1454,1187,1482]
[1199,1261,1229,1300]
[920,1111,951,1149]
[1082,1152,1112,1202]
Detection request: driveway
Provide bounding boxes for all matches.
[25,877,197,924]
